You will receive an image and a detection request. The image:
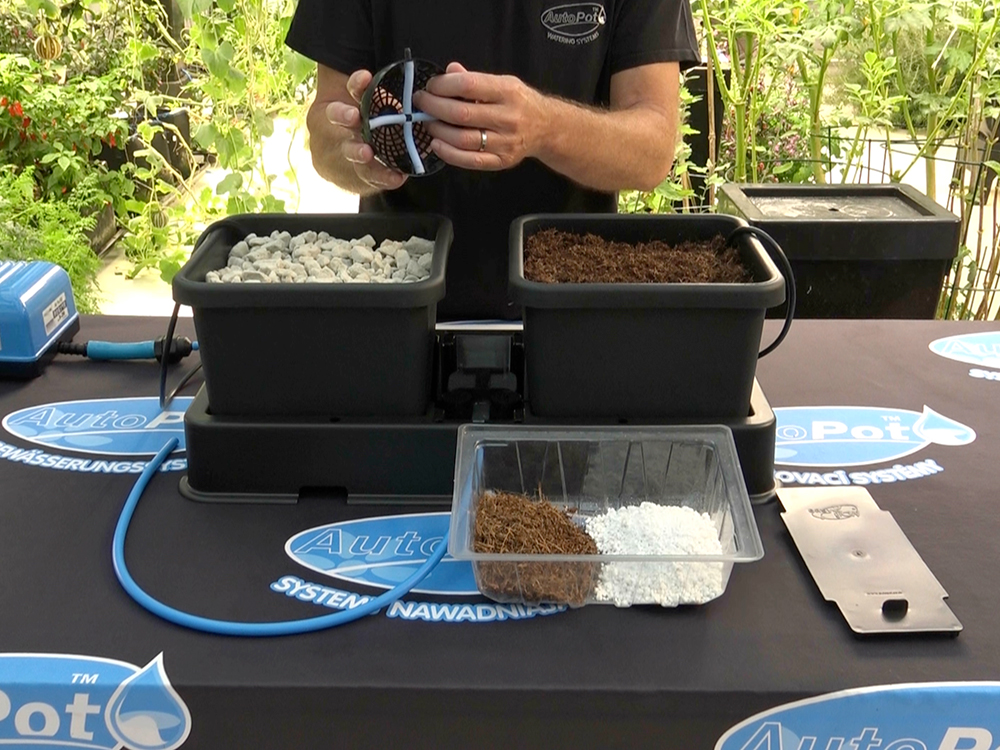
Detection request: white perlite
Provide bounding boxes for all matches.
[584,502,725,607]
[205,230,436,284]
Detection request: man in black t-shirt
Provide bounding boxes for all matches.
[285,1,700,320]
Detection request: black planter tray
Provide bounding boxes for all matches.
[172,213,453,418]
[179,329,778,506]
[509,214,786,420]
[717,184,961,319]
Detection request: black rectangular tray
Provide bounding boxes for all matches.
[179,379,777,506]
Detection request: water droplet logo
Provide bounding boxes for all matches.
[929,331,1000,368]
[0,652,190,750]
[775,405,976,467]
[105,654,191,750]
[715,682,1000,750]
[912,405,976,447]
[541,3,607,38]
[286,513,479,595]
[2,397,191,456]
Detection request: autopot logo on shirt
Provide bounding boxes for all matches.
[773,405,975,487]
[716,682,1000,750]
[541,3,606,44]
[930,331,1000,382]
[0,397,190,474]
[0,652,191,750]
[277,512,566,624]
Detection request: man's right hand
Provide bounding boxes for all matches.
[307,65,408,194]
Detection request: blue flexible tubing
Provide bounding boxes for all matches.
[86,341,157,360]
[82,340,199,360]
[113,437,448,636]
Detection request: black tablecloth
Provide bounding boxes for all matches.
[1,316,999,749]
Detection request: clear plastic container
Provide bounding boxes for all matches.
[448,424,764,607]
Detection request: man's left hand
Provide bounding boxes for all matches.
[413,62,551,171]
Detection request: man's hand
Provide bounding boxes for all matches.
[413,60,681,193]
[307,65,408,194]
[414,62,551,171]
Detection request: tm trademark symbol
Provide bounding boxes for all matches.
[71,673,99,684]
[882,416,901,422]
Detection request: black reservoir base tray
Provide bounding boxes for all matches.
[179,379,778,506]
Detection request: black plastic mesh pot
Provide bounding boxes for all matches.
[360,50,445,177]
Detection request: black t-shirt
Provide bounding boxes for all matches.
[286,0,700,320]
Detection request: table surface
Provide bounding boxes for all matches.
[2,316,999,749]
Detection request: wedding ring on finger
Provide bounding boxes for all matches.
[479,129,488,152]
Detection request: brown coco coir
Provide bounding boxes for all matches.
[473,490,599,606]
[523,229,752,284]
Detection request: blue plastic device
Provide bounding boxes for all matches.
[0,260,80,378]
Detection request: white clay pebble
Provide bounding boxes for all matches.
[212,230,435,283]
[584,503,725,607]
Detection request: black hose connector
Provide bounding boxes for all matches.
[154,336,194,364]
[56,342,89,356]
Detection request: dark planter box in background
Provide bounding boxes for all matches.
[97,107,193,182]
[83,202,118,254]
[718,184,961,319]
[154,107,193,180]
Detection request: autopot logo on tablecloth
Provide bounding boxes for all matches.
[930,331,1000,382]
[0,398,191,474]
[716,682,1000,750]
[0,653,191,750]
[277,512,566,624]
[773,405,975,487]
[541,3,606,44]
